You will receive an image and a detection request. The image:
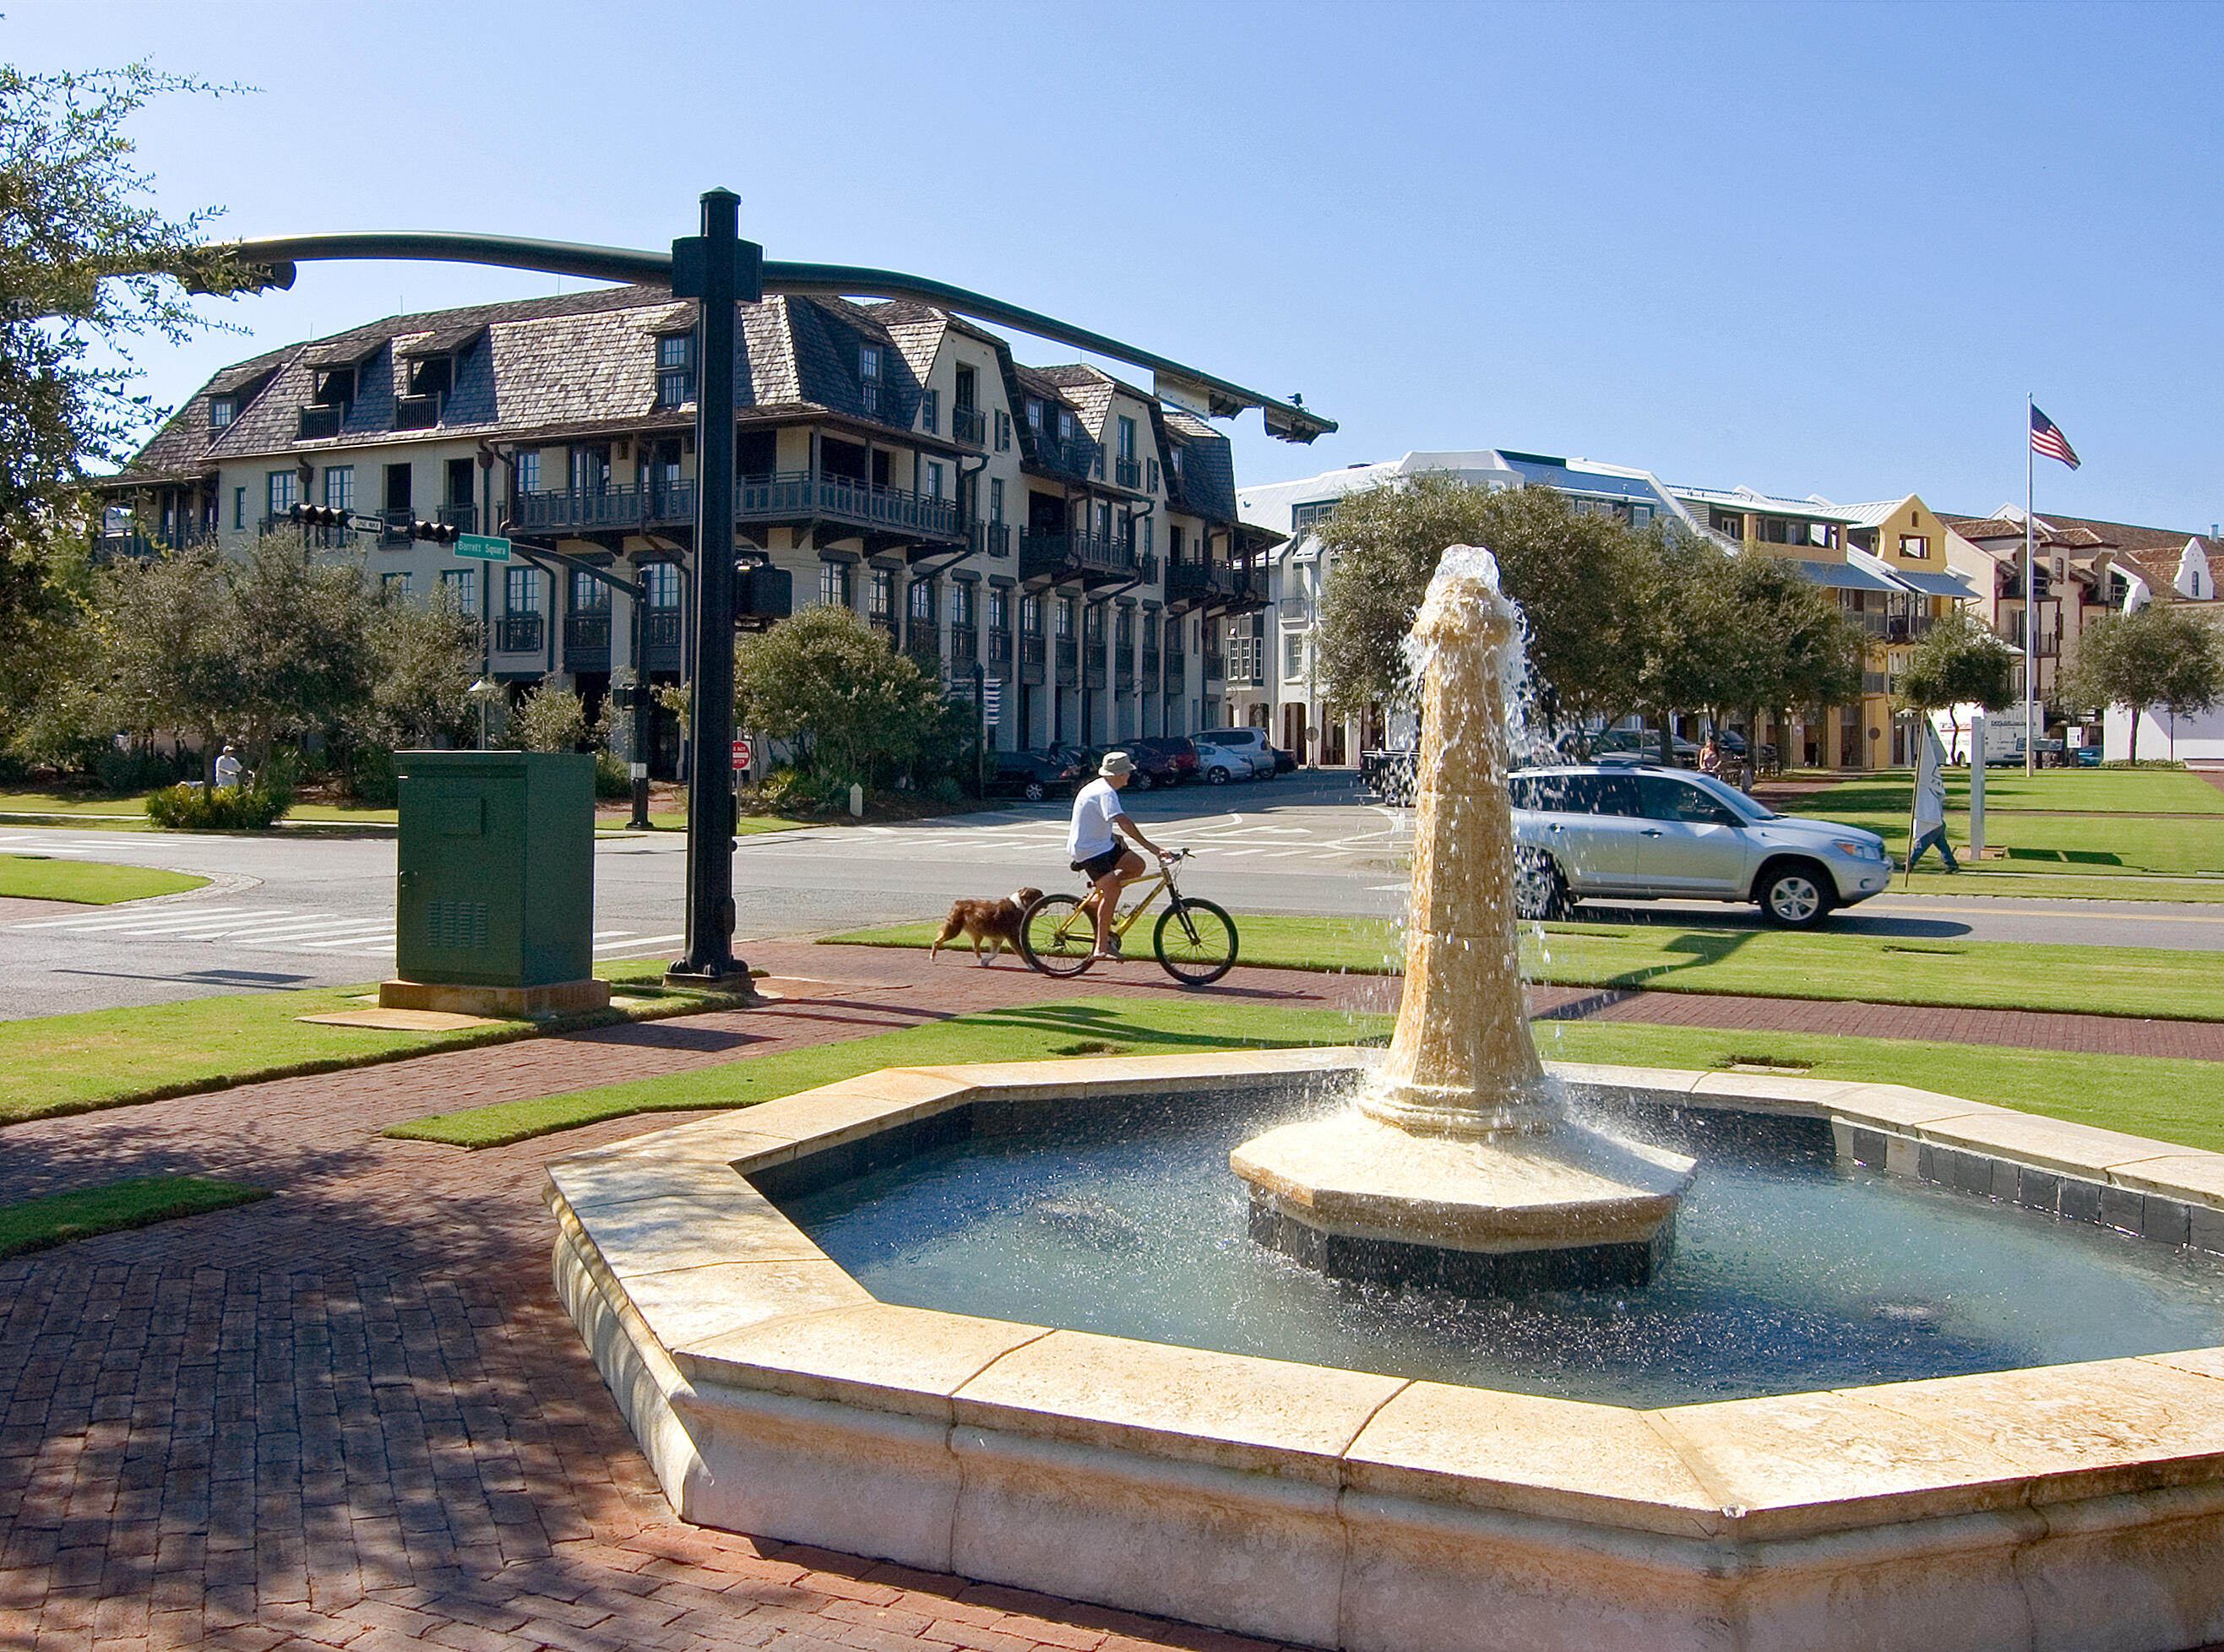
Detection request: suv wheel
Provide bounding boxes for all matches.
[1023,779,1047,803]
[1513,849,1570,922]
[1757,860,1831,929]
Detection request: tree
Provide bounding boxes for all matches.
[223,534,379,772]
[95,542,237,780]
[2061,603,2224,764]
[513,677,590,753]
[1313,475,1649,736]
[1678,549,1862,785]
[1894,608,2015,761]
[362,584,481,751]
[734,605,957,786]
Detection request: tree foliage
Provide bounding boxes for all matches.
[1895,609,2015,715]
[734,604,958,785]
[513,678,590,753]
[2060,603,2224,763]
[362,584,481,751]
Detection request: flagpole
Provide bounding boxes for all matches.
[2025,394,2036,778]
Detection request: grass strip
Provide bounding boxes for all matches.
[0,855,208,904]
[383,997,1395,1149]
[824,915,2224,1023]
[1530,1019,2224,1155]
[0,960,753,1128]
[0,1176,271,1258]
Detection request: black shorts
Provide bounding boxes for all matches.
[1073,845,1126,882]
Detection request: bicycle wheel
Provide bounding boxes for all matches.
[1153,897,1237,986]
[1019,893,1096,976]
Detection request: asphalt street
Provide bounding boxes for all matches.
[5,770,2224,1019]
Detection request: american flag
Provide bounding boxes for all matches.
[2031,405,2081,470]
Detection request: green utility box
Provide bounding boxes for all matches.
[385,751,604,1014]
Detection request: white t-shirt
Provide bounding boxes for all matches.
[1067,777,1123,860]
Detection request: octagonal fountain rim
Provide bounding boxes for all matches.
[547,1048,2224,1652]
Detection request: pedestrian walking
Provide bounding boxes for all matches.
[1906,724,1960,874]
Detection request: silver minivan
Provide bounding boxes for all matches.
[1509,766,1890,927]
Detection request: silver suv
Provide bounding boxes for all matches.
[1194,727,1275,782]
[1508,766,1890,928]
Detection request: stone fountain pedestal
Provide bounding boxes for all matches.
[1233,546,1694,1294]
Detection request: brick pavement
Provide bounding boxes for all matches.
[3,939,2222,1652]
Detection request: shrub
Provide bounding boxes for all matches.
[145,781,290,831]
[928,776,965,806]
[594,752,633,799]
[345,746,399,807]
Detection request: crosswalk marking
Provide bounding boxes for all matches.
[10,905,686,963]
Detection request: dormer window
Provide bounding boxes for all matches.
[655,334,696,406]
[1058,409,1075,442]
[859,343,883,416]
[210,396,237,430]
[312,367,355,407]
[1025,399,1044,432]
[410,356,453,399]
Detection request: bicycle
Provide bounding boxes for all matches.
[1017,848,1240,986]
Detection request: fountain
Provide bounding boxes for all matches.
[1232,548,1694,1293]
[543,541,2224,1652]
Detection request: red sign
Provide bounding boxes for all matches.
[731,739,753,770]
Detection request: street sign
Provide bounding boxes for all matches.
[731,738,753,770]
[455,534,511,562]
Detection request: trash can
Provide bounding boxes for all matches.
[379,749,610,1016]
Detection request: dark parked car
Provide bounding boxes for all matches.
[987,748,1086,803]
[1266,745,1297,775]
[1128,736,1199,788]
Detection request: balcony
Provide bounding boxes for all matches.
[904,633,942,677]
[563,611,612,665]
[1115,655,1134,695]
[952,405,986,447]
[1055,636,1077,674]
[644,608,683,669]
[100,524,216,560]
[868,612,897,646]
[1114,457,1142,490]
[1164,652,1184,693]
[1139,553,1160,585]
[987,628,1011,667]
[950,626,980,666]
[438,503,477,535]
[1020,633,1046,686]
[497,615,544,654]
[1085,641,1107,690]
[1030,432,1102,478]
[1019,531,1137,587]
[517,471,964,545]
[393,394,442,431]
[1165,559,1228,606]
[517,481,693,535]
[986,522,1010,558]
[1140,648,1160,684]
[1202,649,1225,682]
[379,508,416,547]
[296,404,343,442]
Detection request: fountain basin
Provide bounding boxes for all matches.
[546,1050,2224,1652]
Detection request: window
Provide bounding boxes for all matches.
[446,457,474,509]
[568,445,610,495]
[642,562,680,608]
[210,396,237,430]
[859,343,881,382]
[384,462,412,512]
[383,572,413,595]
[1147,458,1159,494]
[989,477,1004,524]
[1284,632,1304,680]
[909,580,935,626]
[313,367,354,407]
[1117,416,1136,461]
[505,568,541,614]
[1020,593,1041,636]
[410,356,454,399]
[819,561,852,607]
[1143,517,1153,557]
[514,451,541,494]
[1025,399,1043,432]
[952,582,974,627]
[1058,409,1074,443]
[655,333,696,406]
[869,568,894,619]
[925,460,944,500]
[1169,524,1184,561]
[1095,501,1112,541]
[324,465,353,511]
[1631,504,1653,526]
[987,588,1006,633]
[1168,447,1183,481]
[920,388,938,435]
[266,470,296,517]
[232,486,246,530]
[572,569,609,612]
[1165,615,1182,653]
[1054,598,1073,639]
[954,366,976,410]
[1900,535,1930,560]
[994,409,1011,450]
[1115,606,1133,649]
[1291,500,1338,533]
[441,568,476,609]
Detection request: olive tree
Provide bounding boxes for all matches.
[734,603,958,786]
[2060,602,2224,764]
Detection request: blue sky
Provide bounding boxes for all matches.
[12,0,2220,529]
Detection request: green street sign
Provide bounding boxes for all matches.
[455,534,511,562]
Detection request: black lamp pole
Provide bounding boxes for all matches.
[666,187,759,986]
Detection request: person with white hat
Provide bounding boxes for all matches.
[1066,751,1174,962]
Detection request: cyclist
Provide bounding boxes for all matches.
[1066,751,1174,963]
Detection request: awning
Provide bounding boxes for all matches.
[1893,568,1980,598]
[1795,559,1899,593]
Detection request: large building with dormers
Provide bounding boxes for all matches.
[101,285,1279,774]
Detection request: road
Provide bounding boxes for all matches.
[4,771,2223,1019]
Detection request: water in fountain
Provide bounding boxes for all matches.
[1229,546,1694,1294]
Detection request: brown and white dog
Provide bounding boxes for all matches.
[928,887,1042,966]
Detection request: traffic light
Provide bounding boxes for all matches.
[286,503,351,529]
[411,519,460,545]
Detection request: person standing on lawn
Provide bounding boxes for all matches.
[1066,752,1174,963]
[214,745,242,791]
[1906,722,1960,873]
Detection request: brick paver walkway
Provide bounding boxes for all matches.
[3,938,2221,1652]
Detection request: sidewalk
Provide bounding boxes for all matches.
[0,942,2217,1652]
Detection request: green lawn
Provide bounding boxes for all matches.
[825,915,2224,1022]
[1785,768,2224,816]
[0,1176,271,1258]
[385,997,1395,1148]
[0,960,753,1128]
[0,855,208,904]
[382,990,2224,1158]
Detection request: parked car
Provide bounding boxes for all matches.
[1124,736,1195,790]
[1508,765,1890,929]
[1194,727,1276,782]
[987,748,1087,803]
[1266,744,1298,775]
[1591,728,1702,768]
[1362,747,1417,803]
